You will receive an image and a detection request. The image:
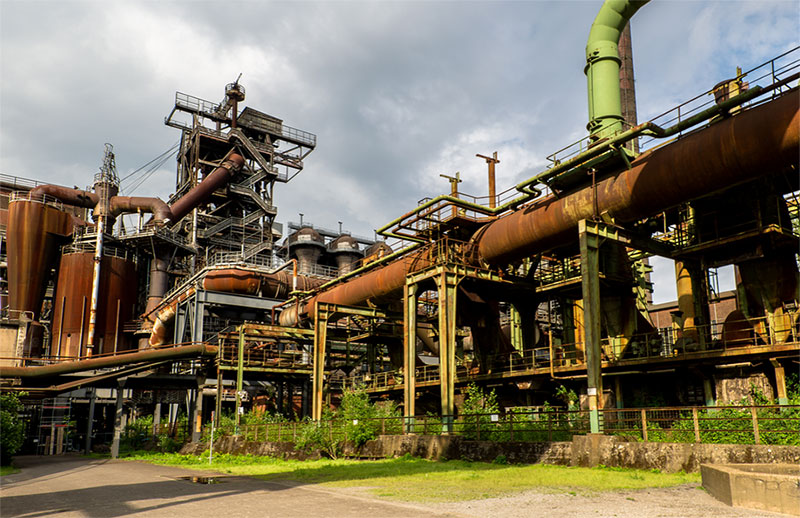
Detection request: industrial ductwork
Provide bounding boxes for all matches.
[585,0,650,139]
[280,91,799,325]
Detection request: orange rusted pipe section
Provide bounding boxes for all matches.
[29,185,99,208]
[279,250,433,326]
[477,91,799,265]
[146,267,327,346]
[110,196,171,223]
[169,154,245,223]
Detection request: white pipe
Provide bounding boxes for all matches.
[86,216,105,355]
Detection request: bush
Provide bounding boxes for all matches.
[339,386,399,447]
[0,392,25,466]
[294,385,400,456]
[295,412,341,459]
[460,384,503,441]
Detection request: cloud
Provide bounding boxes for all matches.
[1,0,796,302]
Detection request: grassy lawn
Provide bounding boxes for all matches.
[0,465,20,477]
[123,452,700,503]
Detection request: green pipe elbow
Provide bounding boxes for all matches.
[586,0,650,139]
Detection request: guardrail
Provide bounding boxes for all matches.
[338,315,799,392]
[205,404,799,445]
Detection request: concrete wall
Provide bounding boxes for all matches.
[701,463,800,516]
[188,434,800,474]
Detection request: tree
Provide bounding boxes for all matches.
[1,392,25,465]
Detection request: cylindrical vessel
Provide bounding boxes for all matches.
[329,235,363,276]
[287,227,325,275]
[7,197,73,320]
[51,249,137,357]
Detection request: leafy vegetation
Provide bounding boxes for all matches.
[1,392,25,466]
[294,386,401,457]
[0,464,20,476]
[609,378,800,445]
[121,414,188,453]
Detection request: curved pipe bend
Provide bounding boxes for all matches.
[110,196,172,224]
[585,0,650,138]
[29,185,99,208]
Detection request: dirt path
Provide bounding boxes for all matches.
[422,483,790,518]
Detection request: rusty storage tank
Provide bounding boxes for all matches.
[328,234,363,275]
[287,226,325,275]
[50,244,137,358]
[6,194,74,323]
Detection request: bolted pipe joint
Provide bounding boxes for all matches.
[585,0,649,139]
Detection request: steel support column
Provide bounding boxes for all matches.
[191,381,204,442]
[235,325,244,434]
[403,282,418,433]
[312,304,330,421]
[510,304,523,352]
[771,359,789,405]
[579,220,603,433]
[84,387,96,454]
[437,271,458,433]
[703,378,716,407]
[110,380,127,459]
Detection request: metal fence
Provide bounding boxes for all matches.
[205,405,799,446]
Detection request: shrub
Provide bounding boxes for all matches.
[460,384,503,441]
[295,410,341,459]
[0,392,25,466]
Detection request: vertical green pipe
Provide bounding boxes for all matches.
[585,0,649,139]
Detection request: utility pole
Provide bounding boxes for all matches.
[476,152,500,208]
[439,172,462,219]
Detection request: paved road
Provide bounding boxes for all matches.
[0,456,462,518]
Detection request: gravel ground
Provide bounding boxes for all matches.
[421,483,792,518]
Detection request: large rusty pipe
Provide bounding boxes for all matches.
[109,196,171,224]
[147,268,326,346]
[169,154,245,223]
[282,92,798,324]
[0,343,217,379]
[279,250,433,326]
[477,91,799,265]
[29,185,99,208]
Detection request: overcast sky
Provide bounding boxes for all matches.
[1,0,797,303]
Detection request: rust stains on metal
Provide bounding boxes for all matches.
[201,268,326,297]
[51,251,138,357]
[0,343,217,378]
[29,185,99,208]
[6,200,74,318]
[109,196,171,224]
[477,92,799,265]
[169,154,245,223]
[279,92,798,324]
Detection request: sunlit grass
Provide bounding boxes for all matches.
[0,465,20,476]
[123,452,700,503]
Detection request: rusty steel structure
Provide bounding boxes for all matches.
[0,1,798,453]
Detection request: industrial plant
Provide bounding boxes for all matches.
[1,0,798,457]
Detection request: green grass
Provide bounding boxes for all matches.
[0,465,20,476]
[123,452,699,503]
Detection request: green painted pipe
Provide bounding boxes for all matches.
[585,0,650,139]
